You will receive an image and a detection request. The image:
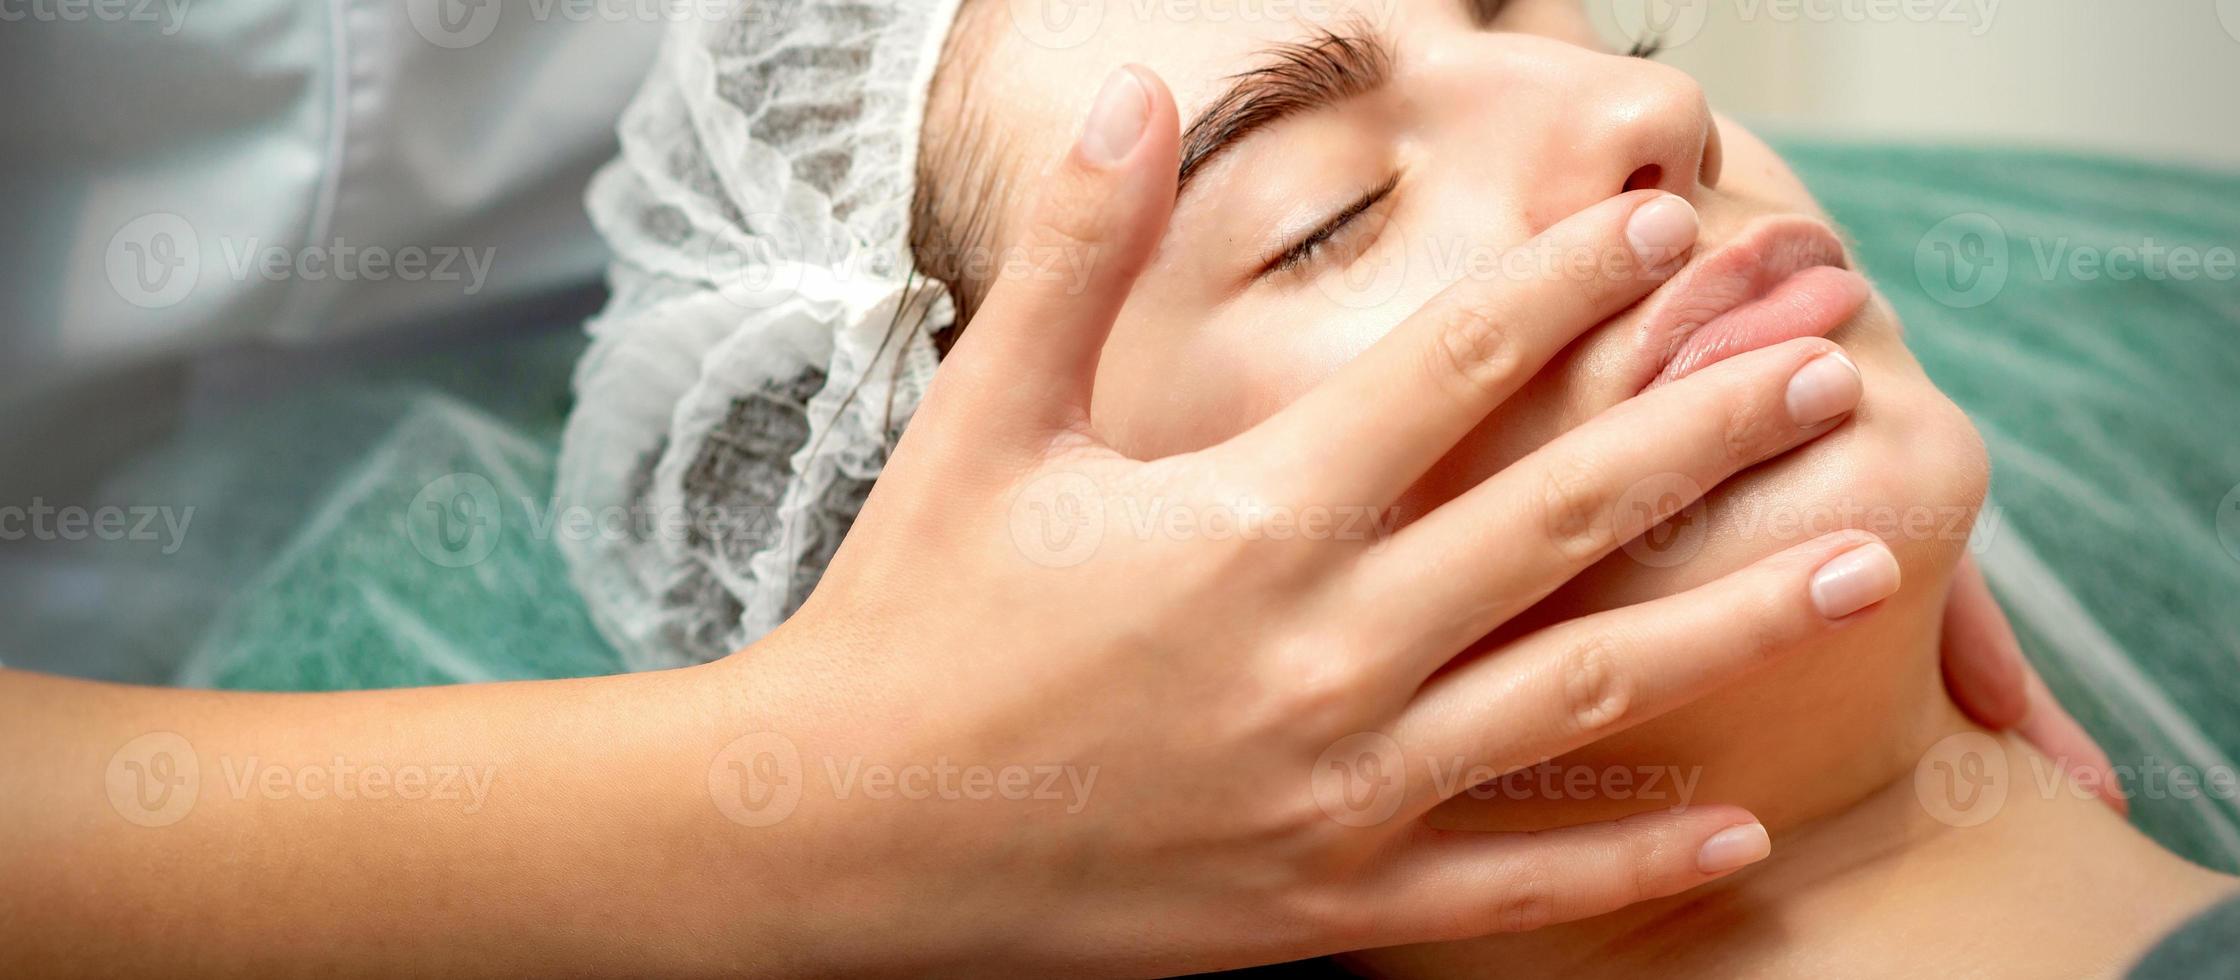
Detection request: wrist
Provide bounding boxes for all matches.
[686,632,987,974]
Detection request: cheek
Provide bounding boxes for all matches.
[1088,298,1391,458]
[1712,114,1826,216]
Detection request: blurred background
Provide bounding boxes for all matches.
[1590,0,2240,168]
[1,0,2238,878]
[0,1,2234,692]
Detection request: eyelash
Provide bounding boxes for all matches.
[1254,29,1659,282]
[1261,174,1399,279]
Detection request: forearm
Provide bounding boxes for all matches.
[0,658,860,977]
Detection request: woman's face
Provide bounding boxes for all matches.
[940,0,1989,826]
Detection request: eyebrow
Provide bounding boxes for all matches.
[1175,22,1396,198]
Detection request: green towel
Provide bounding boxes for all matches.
[1781,141,2240,869]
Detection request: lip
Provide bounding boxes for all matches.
[1630,215,1871,392]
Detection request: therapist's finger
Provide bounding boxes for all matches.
[2014,664,2128,814]
[1364,337,1861,673]
[1939,556,2125,813]
[930,64,1180,443]
[1390,530,1897,815]
[1235,191,1697,507]
[1362,806,1768,944]
[1940,556,2030,727]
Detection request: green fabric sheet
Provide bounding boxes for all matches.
[1779,142,2240,868]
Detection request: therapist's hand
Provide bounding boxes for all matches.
[726,64,1893,975]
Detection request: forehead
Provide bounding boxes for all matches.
[971,0,1411,164]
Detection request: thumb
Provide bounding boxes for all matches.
[934,63,1181,445]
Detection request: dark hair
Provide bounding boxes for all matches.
[907,0,1015,353]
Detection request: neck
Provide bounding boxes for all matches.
[1351,689,2233,979]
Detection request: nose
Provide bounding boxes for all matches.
[1428,35,1723,232]
[1540,51,1721,228]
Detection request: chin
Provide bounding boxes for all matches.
[1430,294,1992,834]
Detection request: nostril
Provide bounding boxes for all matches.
[1624,164,1664,194]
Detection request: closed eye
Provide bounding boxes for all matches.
[1258,174,1400,280]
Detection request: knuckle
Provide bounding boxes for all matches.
[1620,820,1676,893]
[1027,175,1109,254]
[1736,591,1803,666]
[1286,885,1382,948]
[1718,385,1788,467]
[1246,822,1326,881]
[1622,849,1661,908]
[1558,635,1634,737]
[1279,657,1369,729]
[1538,457,1615,562]
[1613,813,1684,896]
[1489,876,1559,933]
[1260,636,1372,732]
[1427,297,1523,399]
[1271,793,1339,845]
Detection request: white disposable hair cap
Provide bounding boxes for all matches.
[559,0,966,669]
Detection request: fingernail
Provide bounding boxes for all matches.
[1785,350,1863,427]
[1697,822,1771,874]
[1080,66,1149,167]
[1624,194,1699,270]
[1810,541,1901,619]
